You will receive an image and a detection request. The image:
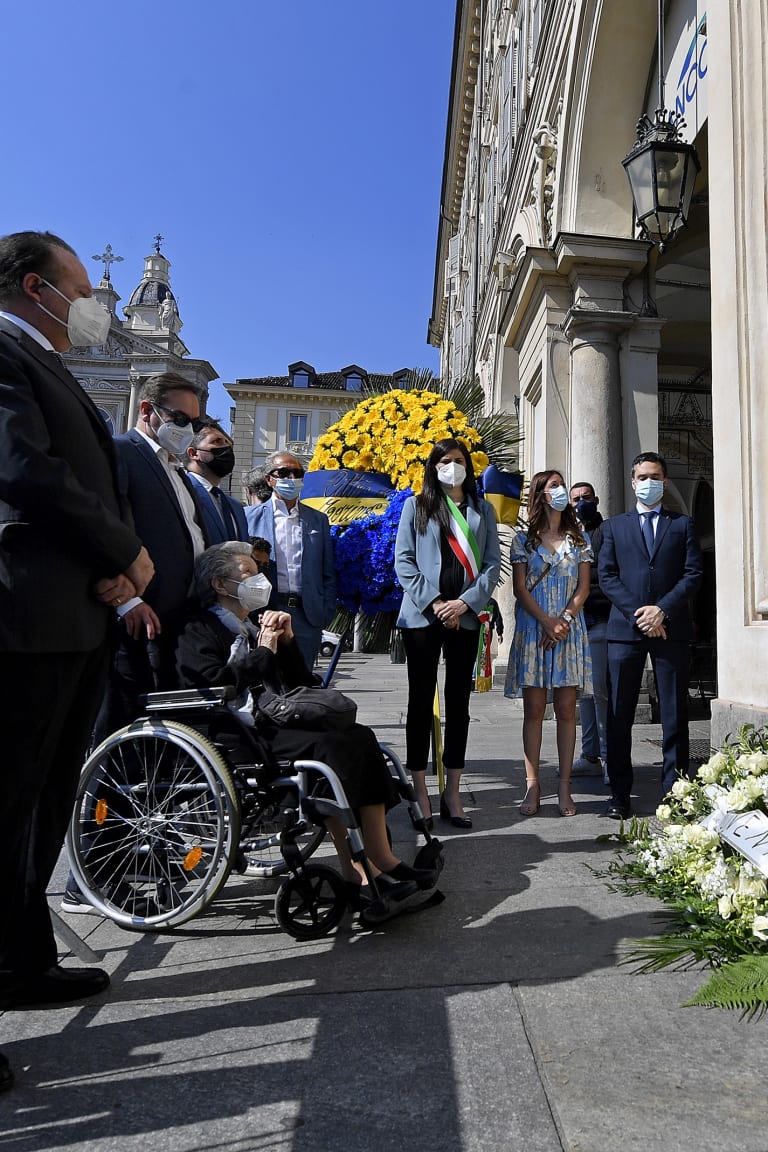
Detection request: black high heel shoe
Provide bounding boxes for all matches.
[440,792,472,829]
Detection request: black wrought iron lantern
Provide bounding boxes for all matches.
[623,0,701,251]
[623,107,700,251]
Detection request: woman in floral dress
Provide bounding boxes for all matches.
[505,470,593,816]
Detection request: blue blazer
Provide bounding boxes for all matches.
[395,495,501,630]
[114,429,211,618]
[244,498,337,628]
[186,472,249,544]
[598,508,703,643]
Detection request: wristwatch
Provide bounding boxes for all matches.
[561,610,574,624]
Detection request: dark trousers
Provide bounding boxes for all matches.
[401,623,479,775]
[606,638,691,800]
[0,644,110,973]
[92,623,180,747]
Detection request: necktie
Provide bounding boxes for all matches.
[212,487,238,540]
[641,511,656,556]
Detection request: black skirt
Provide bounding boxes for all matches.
[267,722,399,811]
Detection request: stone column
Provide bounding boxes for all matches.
[126,373,142,433]
[563,308,631,517]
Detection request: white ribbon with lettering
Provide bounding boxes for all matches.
[700,785,768,879]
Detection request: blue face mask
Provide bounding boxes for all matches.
[634,478,665,507]
[274,477,303,501]
[548,485,569,512]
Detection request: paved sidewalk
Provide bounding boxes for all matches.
[2,653,764,1152]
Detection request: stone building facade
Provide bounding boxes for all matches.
[226,364,409,502]
[429,0,766,742]
[63,241,216,434]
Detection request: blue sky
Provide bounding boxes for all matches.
[3,1,453,420]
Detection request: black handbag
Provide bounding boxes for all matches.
[256,686,357,731]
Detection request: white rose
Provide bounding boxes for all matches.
[751,914,768,940]
[723,782,759,811]
[656,804,673,822]
[737,752,768,776]
[698,761,721,785]
[718,893,734,919]
[738,873,768,899]
[671,779,693,799]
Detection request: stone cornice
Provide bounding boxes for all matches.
[554,232,651,278]
[429,0,481,345]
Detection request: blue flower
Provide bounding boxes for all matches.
[332,489,411,614]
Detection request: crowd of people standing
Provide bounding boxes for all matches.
[0,228,704,1094]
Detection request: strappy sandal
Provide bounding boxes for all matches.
[520,781,541,816]
[558,790,577,817]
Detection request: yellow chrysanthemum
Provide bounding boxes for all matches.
[308,389,487,490]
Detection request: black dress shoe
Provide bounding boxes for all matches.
[605,797,632,820]
[384,861,438,890]
[0,965,110,1009]
[0,1053,14,1093]
[439,792,473,829]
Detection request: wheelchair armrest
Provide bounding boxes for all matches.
[143,686,236,712]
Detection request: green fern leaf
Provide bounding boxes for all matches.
[684,956,768,1020]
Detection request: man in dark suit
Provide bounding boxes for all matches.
[185,418,249,544]
[598,451,703,817]
[0,231,153,1028]
[245,450,336,668]
[90,372,209,737]
[62,371,211,915]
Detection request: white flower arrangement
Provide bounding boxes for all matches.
[600,726,768,1017]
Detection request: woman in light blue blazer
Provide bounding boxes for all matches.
[395,439,500,828]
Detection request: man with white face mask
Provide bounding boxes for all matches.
[61,372,211,913]
[0,231,153,1035]
[90,372,209,727]
[245,450,336,668]
[598,451,703,817]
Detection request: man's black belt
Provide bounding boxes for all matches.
[276,593,303,608]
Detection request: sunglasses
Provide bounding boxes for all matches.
[252,559,270,572]
[268,467,305,479]
[152,403,203,432]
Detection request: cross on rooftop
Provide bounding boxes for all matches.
[91,243,124,282]
[153,234,164,254]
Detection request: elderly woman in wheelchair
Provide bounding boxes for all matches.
[66,543,441,938]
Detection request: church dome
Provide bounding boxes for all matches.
[127,279,177,308]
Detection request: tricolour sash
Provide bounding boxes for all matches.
[445,495,481,583]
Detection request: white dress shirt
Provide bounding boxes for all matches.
[635,502,661,539]
[272,493,302,594]
[0,311,55,350]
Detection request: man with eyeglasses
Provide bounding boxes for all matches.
[245,450,336,667]
[62,371,215,914]
[87,375,210,738]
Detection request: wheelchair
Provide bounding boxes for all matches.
[66,686,443,939]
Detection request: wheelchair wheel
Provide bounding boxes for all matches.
[238,791,327,878]
[274,865,347,939]
[67,719,241,931]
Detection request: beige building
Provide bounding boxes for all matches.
[226,364,409,501]
[64,240,216,434]
[429,0,766,743]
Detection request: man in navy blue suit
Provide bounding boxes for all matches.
[598,452,703,818]
[245,450,336,668]
[185,418,249,544]
[63,371,211,913]
[81,372,209,755]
